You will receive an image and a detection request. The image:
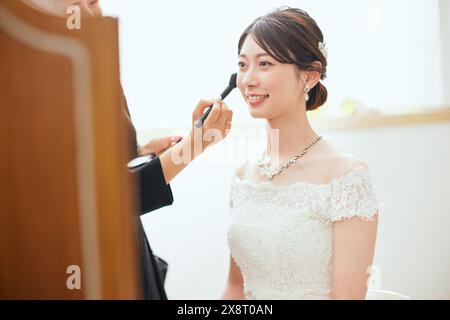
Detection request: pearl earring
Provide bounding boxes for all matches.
[304,85,311,102]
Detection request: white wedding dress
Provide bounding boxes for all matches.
[227,166,380,300]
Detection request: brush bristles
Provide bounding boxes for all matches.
[229,73,237,89]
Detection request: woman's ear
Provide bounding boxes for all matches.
[297,61,322,89]
[306,61,323,89]
[297,70,309,88]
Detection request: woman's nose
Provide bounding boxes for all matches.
[242,70,259,88]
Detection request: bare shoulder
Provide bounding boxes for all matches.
[235,160,267,182]
[312,139,368,179]
[328,153,369,178]
[235,162,251,181]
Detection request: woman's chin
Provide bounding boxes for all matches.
[248,106,270,119]
[250,113,267,119]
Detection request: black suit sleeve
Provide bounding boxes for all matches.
[134,156,174,215]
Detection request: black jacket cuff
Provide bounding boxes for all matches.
[135,156,174,215]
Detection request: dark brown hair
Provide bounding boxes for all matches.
[238,7,328,111]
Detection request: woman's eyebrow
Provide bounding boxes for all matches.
[239,53,271,59]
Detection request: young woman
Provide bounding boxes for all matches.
[222,8,379,300]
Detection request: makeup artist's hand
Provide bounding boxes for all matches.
[191,98,233,150]
[138,135,183,156]
[158,99,233,184]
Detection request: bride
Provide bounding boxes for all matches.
[222,8,380,300]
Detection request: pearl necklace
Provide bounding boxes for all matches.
[257,136,322,181]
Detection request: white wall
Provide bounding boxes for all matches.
[142,121,450,299]
[102,0,446,131]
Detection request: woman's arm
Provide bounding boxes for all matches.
[221,255,245,300]
[331,215,378,299]
[160,98,233,184]
[134,98,232,214]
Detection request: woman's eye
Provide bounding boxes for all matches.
[260,61,272,68]
[238,62,246,68]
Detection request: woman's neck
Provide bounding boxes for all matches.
[265,107,319,164]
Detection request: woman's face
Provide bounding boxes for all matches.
[237,36,306,120]
[27,0,102,17]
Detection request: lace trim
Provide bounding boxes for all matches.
[230,166,381,224]
[325,167,379,223]
[233,166,367,189]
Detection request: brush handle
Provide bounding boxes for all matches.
[194,85,234,128]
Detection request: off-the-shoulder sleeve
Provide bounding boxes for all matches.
[326,166,380,223]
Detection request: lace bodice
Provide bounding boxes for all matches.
[227,166,380,300]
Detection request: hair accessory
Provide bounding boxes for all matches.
[318,41,328,60]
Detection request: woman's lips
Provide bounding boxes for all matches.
[246,94,269,108]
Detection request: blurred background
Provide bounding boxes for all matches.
[101,0,450,299]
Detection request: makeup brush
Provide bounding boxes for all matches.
[194,73,237,128]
